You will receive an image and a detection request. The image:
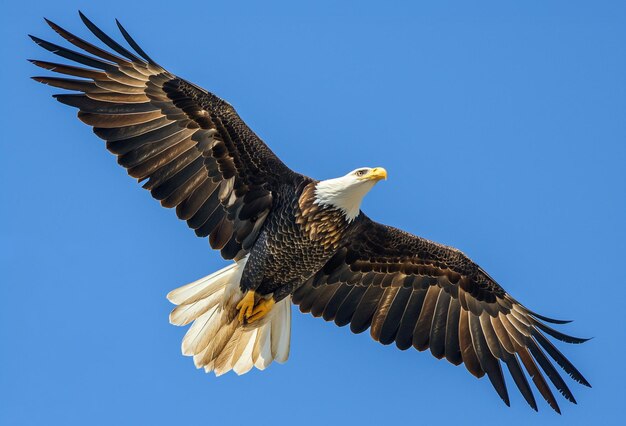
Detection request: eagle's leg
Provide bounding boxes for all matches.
[236,290,275,324]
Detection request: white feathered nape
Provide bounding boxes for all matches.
[166,256,291,376]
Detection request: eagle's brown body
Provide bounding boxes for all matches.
[240,178,353,300]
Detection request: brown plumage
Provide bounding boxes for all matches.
[296,182,352,250]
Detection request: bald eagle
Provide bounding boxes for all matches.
[31,13,589,413]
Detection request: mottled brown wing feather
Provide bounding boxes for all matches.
[31,13,298,260]
[293,216,590,412]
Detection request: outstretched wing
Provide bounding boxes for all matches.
[30,13,298,260]
[293,217,590,412]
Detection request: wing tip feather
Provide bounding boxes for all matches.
[43,17,57,30]
[115,18,157,65]
[28,34,43,45]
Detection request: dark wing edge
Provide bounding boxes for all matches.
[30,12,297,260]
[293,217,590,413]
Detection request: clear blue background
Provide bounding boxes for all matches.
[2,1,625,424]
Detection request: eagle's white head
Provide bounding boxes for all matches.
[314,167,387,222]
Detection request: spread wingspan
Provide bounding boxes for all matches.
[31,13,590,411]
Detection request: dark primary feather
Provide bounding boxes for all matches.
[31,13,299,260]
[78,12,143,63]
[115,18,157,65]
[378,286,412,345]
[294,216,590,412]
[394,289,428,350]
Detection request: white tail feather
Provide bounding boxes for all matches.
[167,257,291,376]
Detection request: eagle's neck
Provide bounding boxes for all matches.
[312,177,373,222]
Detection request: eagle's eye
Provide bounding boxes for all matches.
[355,169,368,177]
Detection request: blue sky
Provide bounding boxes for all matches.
[2,1,625,424]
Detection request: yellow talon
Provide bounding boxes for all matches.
[247,298,275,323]
[236,290,275,324]
[236,291,256,323]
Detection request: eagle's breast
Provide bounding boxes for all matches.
[295,182,352,251]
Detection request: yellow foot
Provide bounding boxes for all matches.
[236,291,256,323]
[248,297,275,323]
[236,290,275,324]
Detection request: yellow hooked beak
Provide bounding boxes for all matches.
[363,167,387,182]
